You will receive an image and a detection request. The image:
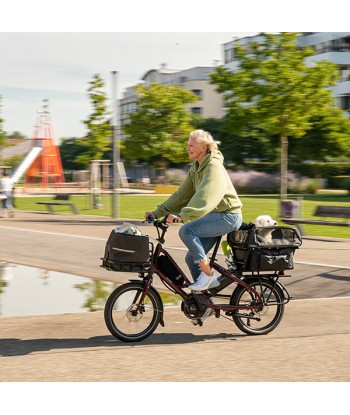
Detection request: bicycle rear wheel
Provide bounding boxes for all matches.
[230,278,285,335]
[104,281,163,342]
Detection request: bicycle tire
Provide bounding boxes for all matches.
[104,281,163,342]
[230,278,285,335]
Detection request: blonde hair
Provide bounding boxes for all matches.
[189,129,221,152]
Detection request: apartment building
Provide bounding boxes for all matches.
[222,32,350,112]
[119,65,223,132]
[119,32,350,139]
[298,32,350,111]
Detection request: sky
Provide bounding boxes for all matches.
[0,31,257,141]
[1,1,347,143]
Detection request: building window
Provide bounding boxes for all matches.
[224,47,235,64]
[191,89,202,99]
[340,65,350,82]
[340,95,350,111]
[191,107,202,115]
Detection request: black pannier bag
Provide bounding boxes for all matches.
[101,231,152,272]
[156,255,186,287]
[249,247,294,271]
[227,225,302,272]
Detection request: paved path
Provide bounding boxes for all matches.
[1,211,350,382]
[1,211,349,298]
[1,298,349,382]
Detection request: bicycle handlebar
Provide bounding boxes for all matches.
[144,214,179,225]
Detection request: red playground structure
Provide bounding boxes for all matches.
[25,99,65,187]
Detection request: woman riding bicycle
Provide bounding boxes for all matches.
[145,129,243,291]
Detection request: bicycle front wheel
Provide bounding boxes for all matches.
[230,278,285,335]
[104,281,163,342]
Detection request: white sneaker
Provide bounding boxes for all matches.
[188,272,215,291]
[209,270,220,289]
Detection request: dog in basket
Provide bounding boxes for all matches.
[254,215,278,244]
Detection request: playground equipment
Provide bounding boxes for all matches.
[89,159,129,209]
[90,159,110,208]
[11,99,65,187]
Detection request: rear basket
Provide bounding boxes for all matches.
[227,226,302,272]
[100,231,153,273]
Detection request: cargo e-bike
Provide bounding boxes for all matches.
[101,216,302,342]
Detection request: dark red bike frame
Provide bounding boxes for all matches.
[136,219,267,315]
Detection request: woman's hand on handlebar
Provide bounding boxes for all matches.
[166,214,182,224]
[144,212,182,225]
[144,211,156,223]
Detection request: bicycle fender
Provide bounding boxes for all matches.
[152,287,165,327]
[275,280,292,303]
[239,276,292,304]
[257,277,292,303]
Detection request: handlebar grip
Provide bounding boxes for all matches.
[173,218,179,223]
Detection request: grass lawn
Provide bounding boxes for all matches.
[13,193,350,239]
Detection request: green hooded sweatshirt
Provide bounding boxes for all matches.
[153,151,242,223]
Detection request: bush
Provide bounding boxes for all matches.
[288,177,323,194]
[304,180,322,194]
[243,161,279,173]
[164,168,188,185]
[291,162,350,179]
[228,170,279,194]
[341,177,350,194]
[229,170,323,194]
[328,175,350,188]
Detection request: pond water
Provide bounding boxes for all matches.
[0,262,117,317]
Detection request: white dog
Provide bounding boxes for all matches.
[254,215,278,244]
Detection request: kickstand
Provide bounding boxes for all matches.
[196,318,203,326]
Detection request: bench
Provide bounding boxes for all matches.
[37,194,79,215]
[281,205,350,235]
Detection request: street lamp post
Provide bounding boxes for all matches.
[111,71,120,219]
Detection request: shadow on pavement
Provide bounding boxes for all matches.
[0,332,242,356]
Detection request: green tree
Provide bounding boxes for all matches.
[59,137,88,170]
[123,83,198,167]
[195,117,276,165]
[210,32,340,199]
[7,131,28,140]
[75,74,112,167]
[290,106,350,161]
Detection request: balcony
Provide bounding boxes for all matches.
[314,45,350,54]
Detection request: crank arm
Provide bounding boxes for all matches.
[226,312,261,322]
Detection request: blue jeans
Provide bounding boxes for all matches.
[1,191,13,209]
[178,212,242,281]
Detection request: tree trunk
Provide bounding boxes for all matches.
[280,133,288,202]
